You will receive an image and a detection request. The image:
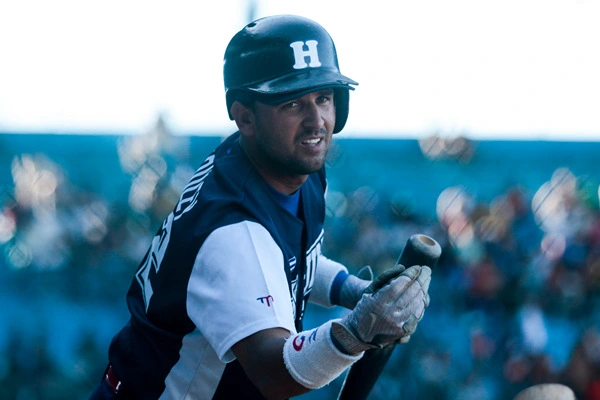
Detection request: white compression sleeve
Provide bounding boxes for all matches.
[310,256,348,308]
[282,320,363,389]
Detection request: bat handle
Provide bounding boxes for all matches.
[337,234,441,400]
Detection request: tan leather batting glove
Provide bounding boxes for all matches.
[366,263,431,344]
[331,265,432,354]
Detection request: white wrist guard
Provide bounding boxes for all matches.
[282,320,363,389]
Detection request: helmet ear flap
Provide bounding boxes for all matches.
[226,90,255,120]
[333,88,349,134]
[226,91,236,120]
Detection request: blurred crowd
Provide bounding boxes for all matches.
[320,169,600,400]
[1,123,599,399]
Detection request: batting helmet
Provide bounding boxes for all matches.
[223,14,358,133]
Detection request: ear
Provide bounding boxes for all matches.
[230,101,255,136]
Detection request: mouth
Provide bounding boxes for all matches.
[301,137,323,146]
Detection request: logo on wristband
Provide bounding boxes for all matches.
[292,334,305,351]
[292,327,319,351]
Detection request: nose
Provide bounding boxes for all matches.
[302,101,326,131]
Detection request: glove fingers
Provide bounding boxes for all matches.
[390,276,423,306]
[394,263,407,274]
[415,265,432,293]
[397,335,411,344]
[382,265,427,302]
[399,264,426,280]
[365,264,406,294]
[402,314,419,335]
[406,265,431,310]
[397,265,432,302]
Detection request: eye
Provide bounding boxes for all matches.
[317,91,334,104]
[317,94,333,104]
[282,100,299,109]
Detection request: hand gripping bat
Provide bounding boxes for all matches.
[337,234,442,400]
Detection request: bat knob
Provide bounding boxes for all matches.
[398,234,442,269]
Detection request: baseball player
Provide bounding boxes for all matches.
[89,14,432,399]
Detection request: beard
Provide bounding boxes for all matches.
[257,135,329,176]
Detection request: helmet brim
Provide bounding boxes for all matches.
[245,69,358,105]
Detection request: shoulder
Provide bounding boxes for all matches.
[314,167,327,189]
[202,220,279,256]
[303,167,327,202]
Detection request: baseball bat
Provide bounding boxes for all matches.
[337,234,442,400]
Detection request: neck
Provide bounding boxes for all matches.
[265,176,306,195]
[239,138,307,195]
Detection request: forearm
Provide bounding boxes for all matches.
[232,328,312,400]
[233,323,363,399]
[283,320,363,389]
[310,255,374,310]
[233,321,362,399]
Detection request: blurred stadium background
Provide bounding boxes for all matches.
[1,117,600,399]
[2,0,600,398]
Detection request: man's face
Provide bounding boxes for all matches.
[251,89,336,177]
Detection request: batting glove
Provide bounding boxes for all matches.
[331,264,432,354]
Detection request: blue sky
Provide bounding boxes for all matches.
[1,0,599,140]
